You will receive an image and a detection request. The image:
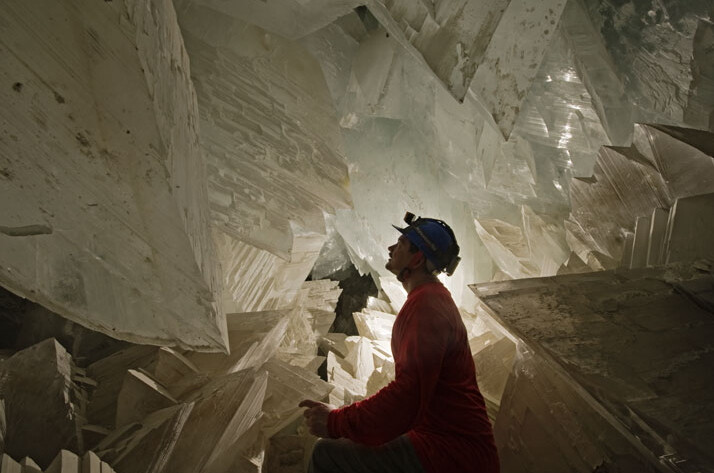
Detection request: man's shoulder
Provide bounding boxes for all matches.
[405,283,459,318]
[409,282,453,305]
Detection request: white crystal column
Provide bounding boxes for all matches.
[365,0,511,102]
[173,0,351,260]
[471,0,568,139]
[559,0,632,146]
[0,0,227,351]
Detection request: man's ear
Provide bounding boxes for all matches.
[408,251,426,269]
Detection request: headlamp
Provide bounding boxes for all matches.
[397,211,461,276]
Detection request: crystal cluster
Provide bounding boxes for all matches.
[1,0,714,471]
[0,280,341,472]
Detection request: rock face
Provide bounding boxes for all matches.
[471,261,714,472]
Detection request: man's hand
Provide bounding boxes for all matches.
[299,399,334,438]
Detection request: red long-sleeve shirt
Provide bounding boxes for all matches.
[328,281,499,473]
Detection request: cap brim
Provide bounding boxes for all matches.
[392,224,407,234]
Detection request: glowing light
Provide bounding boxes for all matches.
[558,132,572,149]
[562,69,578,82]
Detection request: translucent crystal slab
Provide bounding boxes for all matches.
[344,336,375,380]
[494,350,664,473]
[300,279,342,315]
[632,125,714,199]
[509,29,610,178]
[261,358,332,438]
[0,0,226,352]
[353,310,396,341]
[187,308,293,374]
[472,263,714,470]
[327,351,367,405]
[378,276,408,313]
[629,215,652,269]
[307,216,354,281]
[472,336,515,408]
[214,230,326,314]
[163,369,267,473]
[201,372,268,473]
[320,333,349,359]
[298,16,361,109]
[366,367,392,397]
[174,1,351,259]
[365,0,511,101]
[96,403,194,473]
[664,193,714,264]
[1,454,22,473]
[115,369,178,428]
[183,0,361,40]
[556,252,591,275]
[474,218,539,279]
[152,347,200,390]
[45,450,82,473]
[558,0,632,146]
[471,0,568,139]
[646,208,670,267]
[0,340,83,467]
[86,346,159,429]
[568,125,714,263]
[365,296,393,314]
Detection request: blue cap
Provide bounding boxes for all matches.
[392,216,461,275]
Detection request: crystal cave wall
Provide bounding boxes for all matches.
[0,0,713,471]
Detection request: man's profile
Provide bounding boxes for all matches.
[300,212,499,473]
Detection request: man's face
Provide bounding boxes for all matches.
[385,235,413,275]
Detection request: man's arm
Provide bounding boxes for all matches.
[320,301,450,445]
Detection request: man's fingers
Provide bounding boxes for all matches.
[299,399,321,409]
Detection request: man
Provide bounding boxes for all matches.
[300,213,499,473]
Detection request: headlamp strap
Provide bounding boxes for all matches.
[412,225,437,251]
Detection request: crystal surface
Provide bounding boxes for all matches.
[365,0,511,101]
[585,0,712,129]
[114,370,177,428]
[471,262,714,470]
[471,0,568,139]
[0,339,83,467]
[161,369,267,473]
[664,193,714,264]
[569,125,714,264]
[0,0,226,352]
[183,0,361,40]
[45,451,80,473]
[2,2,714,471]
[174,0,351,259]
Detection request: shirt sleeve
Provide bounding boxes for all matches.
[327,294,451,445]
